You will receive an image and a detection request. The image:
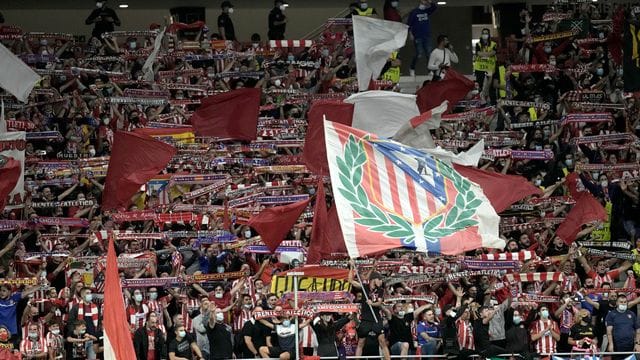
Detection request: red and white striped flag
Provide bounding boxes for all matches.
[481,250,536,262]
[269,40,314,48]
[505,272,564,283]
[103,235,136,359]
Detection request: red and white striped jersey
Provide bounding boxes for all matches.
[45,332,64,353]
[300,324,318,348]
[127,303,150,332]
[182,299,200,332]
[531,319,558,354]
[588,270,619,288]
[233,308,252,332]
[19,337,48,356]
[456,318,474,350]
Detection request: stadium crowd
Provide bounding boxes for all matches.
[1,0,640,359]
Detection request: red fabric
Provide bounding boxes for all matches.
[416,69,474,113]
[102,131,176,211]
[103,236,136,358]
[190,88,261,141]
[247,198,311,253]
[556,172,607,244]
[302,100,354,175]
[307,181,347,264]
[0,158,20,211]
[168,21,206,33]
[453,165,542,213]
[283,265,349,279]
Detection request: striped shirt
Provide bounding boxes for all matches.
[19,337,47,356]
[456,318,474,350]
[532,319,558,354]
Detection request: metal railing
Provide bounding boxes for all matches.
[233,352,638,360]
[301,7,352,40]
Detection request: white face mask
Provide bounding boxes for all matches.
[215,312,224,322]
[282,319,291,327]
[215,292,224,299]
[130,42,137,50]
[618,304,627,312]
[134,294,143,302]
[51,329,60,335]
[96,2,104,8]
[88,149,96,157]
[103,118,110,125]
[149,292,158,300]
[244,230,252,238]
[601,180,608,188]
[29,332,38,339]
[227,7,234,14]
[398,310,406,317]
[279,5,286,11]
[217,266,225,273]
[252,43,259,48]
[481,34,489,40]
[360,3,368,9]
[419,4,427,10]
[273,79,282,87]
[391,1,398,7]
[178,330,186,338]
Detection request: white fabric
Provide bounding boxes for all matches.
[0,131,25,209]
[345,91,419,138]
[422,139,485,167]
[427,47,459,79]
[392,100,448,148]
[0,42,40,103]
[352,16,408,91]
[143,28,166,82]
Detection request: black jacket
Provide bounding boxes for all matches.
[133,327,167,360]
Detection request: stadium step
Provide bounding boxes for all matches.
[397,75,431,94]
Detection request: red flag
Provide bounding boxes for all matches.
[248,198,311,253]
[190,88,261,140]
[453,165,543,213]
[416,68,474,113]
[103,235,136,359]
[302,100,354,175]
[102,131,176,211]
[307,181,347,264]
[0,157,20,211]
[556,172,607,244]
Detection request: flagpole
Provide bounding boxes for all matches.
[288,271,304,360]
[353,265,379,323]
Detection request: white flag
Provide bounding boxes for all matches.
[352,16,408,91]
[0,42,40,103]
[392,100,448,149]
[345,91,419,138]
[142,27,166,82]
[422,139,485,167]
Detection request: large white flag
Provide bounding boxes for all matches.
[0,42,40,103]
[345,91,419,138]
[143,28,166,82]
[352,16,408,91]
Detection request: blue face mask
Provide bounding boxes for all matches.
[513,316,522,325]
[596,68,604,76]
[287,55,295,62]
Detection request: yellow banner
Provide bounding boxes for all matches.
[591,201,612,241]
[270,275,351,297]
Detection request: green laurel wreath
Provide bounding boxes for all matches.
[336,134,482,244]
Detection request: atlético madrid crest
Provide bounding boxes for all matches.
[324,120,502,257]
